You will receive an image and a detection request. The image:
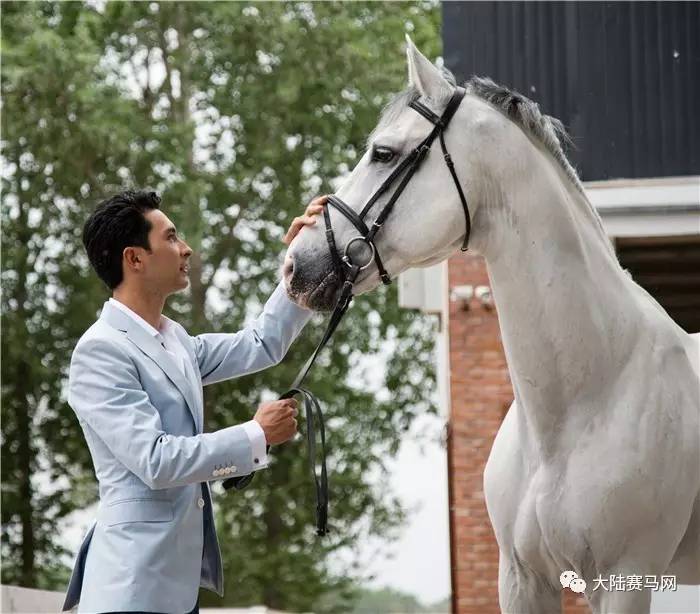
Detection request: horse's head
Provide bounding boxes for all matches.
[284,37,488,311]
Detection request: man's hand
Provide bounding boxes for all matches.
[254,399,299,445]
[282,195,328,245]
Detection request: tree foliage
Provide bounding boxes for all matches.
[347,586,450,613]
[1,2,441,610]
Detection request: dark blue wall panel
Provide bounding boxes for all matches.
[442,2,699,181]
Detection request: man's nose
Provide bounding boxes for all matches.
[181,242,193,257]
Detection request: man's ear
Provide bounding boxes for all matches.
[405,34,451,99]
[123,246,144,272]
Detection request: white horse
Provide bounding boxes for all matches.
[283,38,699,613]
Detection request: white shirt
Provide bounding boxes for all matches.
[108,297,268,470]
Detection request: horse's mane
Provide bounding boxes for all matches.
[465,76,583,193]
[464,76,620,257]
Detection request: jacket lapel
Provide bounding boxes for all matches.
[164,316,204,432]
[100,302,200,431]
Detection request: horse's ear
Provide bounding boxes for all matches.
[405,34,451,99]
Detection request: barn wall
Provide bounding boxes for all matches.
[442,1,700,181]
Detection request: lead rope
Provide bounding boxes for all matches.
[222,265,359,536]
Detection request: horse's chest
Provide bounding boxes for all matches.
[485,404,607,580]
[512,469,582,578]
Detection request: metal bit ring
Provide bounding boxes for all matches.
[342,236,376,271]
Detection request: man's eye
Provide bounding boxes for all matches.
[371,146,395,163]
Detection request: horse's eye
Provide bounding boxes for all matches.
[371,146,395,164]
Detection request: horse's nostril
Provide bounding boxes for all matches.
[283,256,294,279]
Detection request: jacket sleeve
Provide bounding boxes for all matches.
[69,338,254,490]
[192,281,312,386]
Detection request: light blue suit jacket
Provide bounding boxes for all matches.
[62,282,311,613]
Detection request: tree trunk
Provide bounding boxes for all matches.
[17,360,35,587]
[15,179,36,587]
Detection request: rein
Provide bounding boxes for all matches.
[223,87,470,537]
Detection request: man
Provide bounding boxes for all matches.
[62,190,325,614]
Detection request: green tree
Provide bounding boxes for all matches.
[328,585,449,613]
[1,2,442,610]
[349,586,433,613]
[1,2,149,589]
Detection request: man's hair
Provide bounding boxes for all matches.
[82,190,161,289]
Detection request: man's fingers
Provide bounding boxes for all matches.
[283,216,316,243]
[282,196,328,245]
[305,203,325,214]
[309,195,329,208]
[303,196,328,217]
[280,406,297,418]
[277,399,297,417]
[283,223,312,245]
[305,206,324,217]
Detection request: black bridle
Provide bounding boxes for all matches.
[324,86,471,288]
[223,87,470,537]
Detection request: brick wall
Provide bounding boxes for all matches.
[446,253,588,614]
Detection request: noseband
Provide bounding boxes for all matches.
[223,87,470,537]
[324,86,471,290]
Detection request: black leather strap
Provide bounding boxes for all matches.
[368,140,432,237]
[326,195,371,237]
[414,87,465,128]
[439,131,471,250]
[326,197,392,285]
[290,276,355,390]
[359,147,421,219]
[323,205,344,276]
[224,471,255,491]
[408,99,444,127]
[280,387,328,535]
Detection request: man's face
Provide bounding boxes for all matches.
[140,209,192,295]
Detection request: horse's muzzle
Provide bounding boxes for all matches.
[283,251,343,312]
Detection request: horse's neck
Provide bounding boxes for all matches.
[481,157,643,455]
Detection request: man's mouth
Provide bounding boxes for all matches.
[180,264,190,274]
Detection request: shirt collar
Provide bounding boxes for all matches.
[108,297,163,339]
